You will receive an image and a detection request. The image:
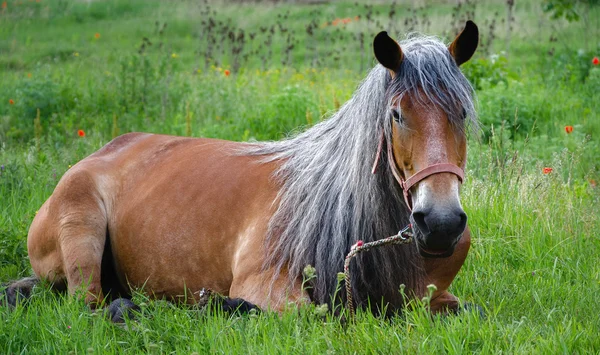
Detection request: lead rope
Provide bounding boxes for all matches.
[344,224,414,320]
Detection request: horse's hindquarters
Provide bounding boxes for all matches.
[27,168,109,305]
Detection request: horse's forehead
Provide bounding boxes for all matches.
[396,89,447,115]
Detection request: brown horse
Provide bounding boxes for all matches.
[4,22,479,317]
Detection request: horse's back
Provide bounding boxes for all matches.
[27,133,280,302]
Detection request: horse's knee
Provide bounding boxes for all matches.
[430,294,485,318]
[429,291,460,314]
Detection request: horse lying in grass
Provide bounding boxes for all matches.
[3,21,480,319]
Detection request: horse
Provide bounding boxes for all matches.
[3,21,479,318]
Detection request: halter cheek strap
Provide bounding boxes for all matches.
[372,131,465,211]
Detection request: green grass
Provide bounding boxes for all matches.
[1,0,600,353]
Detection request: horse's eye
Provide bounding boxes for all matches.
[391,109,401,123]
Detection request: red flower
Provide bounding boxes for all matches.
[77,129,85,137]
[356,240,364,247]
[542,167,553,174]
[564,125,573,134]
[224,69,230,77]
[9,99,14,105]
[94,33,101,39]
[593,57,599,65]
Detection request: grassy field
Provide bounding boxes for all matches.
[1,0,600,353]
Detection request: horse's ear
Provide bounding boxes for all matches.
[374,31,403,73]
[448,21,479,66]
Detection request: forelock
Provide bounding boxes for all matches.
[387,34,478,131]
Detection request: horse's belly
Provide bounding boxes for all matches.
[101,138,278,300]
[110,226,235,300]
[108,186,245,298]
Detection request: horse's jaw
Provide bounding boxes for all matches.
[415,237,459,258]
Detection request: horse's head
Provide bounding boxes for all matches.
[374,21,478,258]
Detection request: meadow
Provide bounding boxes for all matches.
[1,0,599,353]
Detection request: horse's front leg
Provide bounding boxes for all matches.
[229,262,310,312]
[424,226,471,314]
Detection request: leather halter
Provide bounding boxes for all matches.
[372,131,464,211]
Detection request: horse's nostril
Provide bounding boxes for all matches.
[412,210,430,235]
[458,211,467,229]
[412,208,466,240]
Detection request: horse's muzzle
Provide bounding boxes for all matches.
[411,206,467,258]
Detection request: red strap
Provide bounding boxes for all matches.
[371,131,385,174]
[403,163,464,191]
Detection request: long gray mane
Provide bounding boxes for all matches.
[241,34,477,309]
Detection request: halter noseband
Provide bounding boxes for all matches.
[372,131,464,211]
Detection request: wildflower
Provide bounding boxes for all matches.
[590,179,597,188]
[171,53,178,59]
[94,33,100,39]
[73,52,79,57]
[302,265,316,280]
[9,99,14,105]
[27,73,32,78]
[78,129,85,137]
[224,69,230,77]
[593,57,599,65]
[1,1,6,9]
[564,125,573,134]
[314,303,329,317]
[542,167,553,174]
[0,164,4,172]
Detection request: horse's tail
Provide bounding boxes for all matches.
[0,276,39,308]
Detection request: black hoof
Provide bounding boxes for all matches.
[0,277,38,308]
[220,298,260,314]
[460,302,485,318]
[107,298,140,323]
